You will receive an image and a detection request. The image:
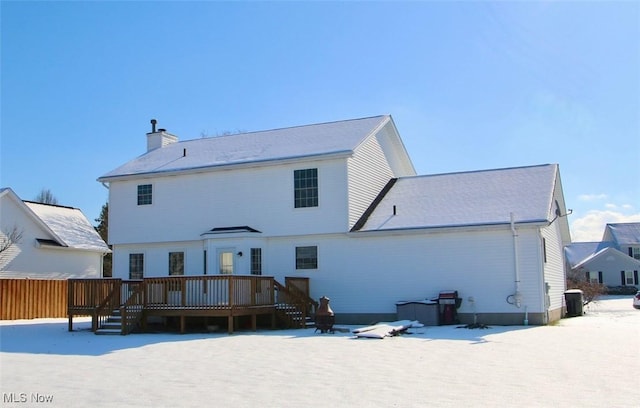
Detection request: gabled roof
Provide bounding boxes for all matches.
[99,115,402,180]
[0,188,109,253]
[353,164,560,232]
[571,246,640,271]
[604,222,640,245]
[564,241,615,268]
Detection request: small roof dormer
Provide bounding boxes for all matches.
[146,119,178,152]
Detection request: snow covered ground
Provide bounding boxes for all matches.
[1,296,638,408]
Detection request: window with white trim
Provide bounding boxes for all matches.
[137,184,152,205]
[251,248,262,275]
[294,168,318,208]
[586,271,602,284]
[296,246,317,270]
[169,252,184,276]
[129,253,144,280]
[622,270,638,286]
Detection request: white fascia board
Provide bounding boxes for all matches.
[97,150,353,183]
[35,240,111,254]
[348,220,549,237]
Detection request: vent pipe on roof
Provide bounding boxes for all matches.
[151,119,157,133]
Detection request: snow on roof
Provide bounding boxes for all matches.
[24,201,109,252]
[570,246,640,271]
[100,115,390,180]
[564,241,615,268]
[605,222,640,245]
[356,164,559,232]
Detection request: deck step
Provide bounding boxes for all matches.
[95,328,121,335]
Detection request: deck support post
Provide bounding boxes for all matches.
[180,315,186,334]
[68,315,73,331]
[228,315,234,334]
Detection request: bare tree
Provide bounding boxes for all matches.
[566,267,608,305]
[0,225,23,255]
[34,188,58,205]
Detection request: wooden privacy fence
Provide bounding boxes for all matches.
[0,279,68,320]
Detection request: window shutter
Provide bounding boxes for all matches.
[585,271,589,281]
[598,271,603,284]
[621,271,625,285]
[629,248,633,257]
[634,270,639,285]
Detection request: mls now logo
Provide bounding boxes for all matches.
[3,393,27,403]
[3,392,54,403]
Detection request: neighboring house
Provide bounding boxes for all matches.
[0,188,110,279]
[98,115,571,325]
[565,223,640,287]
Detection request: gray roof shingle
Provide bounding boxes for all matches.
[356,164,559,232]
[100,115,391,180]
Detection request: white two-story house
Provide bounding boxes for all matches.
[99,115,571,325]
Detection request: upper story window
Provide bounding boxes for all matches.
[630,247,640,260]
[137,184,152,205]
[294,168,318,208]
[129,253,144,280]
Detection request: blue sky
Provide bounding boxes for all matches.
[1,1,638,241]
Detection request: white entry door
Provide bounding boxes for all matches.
[218,249,234,275]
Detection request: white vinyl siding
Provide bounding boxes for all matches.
[347,133,394,229]
[108,159,349,244]
[265,227,551,316]
[540,221,566,313]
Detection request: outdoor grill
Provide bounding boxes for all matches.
[315,296,335,333]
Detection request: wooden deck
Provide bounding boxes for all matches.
[67,276,317,334]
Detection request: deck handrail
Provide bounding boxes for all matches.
[68,278,122,311]
[273,279,318,328]
[120,280,144,335]
[93,281,122,332]
[276,280,319,314]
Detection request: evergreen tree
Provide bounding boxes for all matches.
[95,202,112,277]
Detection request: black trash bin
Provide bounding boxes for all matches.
[564,289,584,317]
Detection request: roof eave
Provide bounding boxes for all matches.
[98,150,353,183]
[349,219,550,236]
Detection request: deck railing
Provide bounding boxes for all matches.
[68,278,121,313]
[142,275,275,309]
[120,280,144,335]
[69,276,278,312]
[68,276,303,333]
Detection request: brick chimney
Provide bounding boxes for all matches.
[146,119,178,151]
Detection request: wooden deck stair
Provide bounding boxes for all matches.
[275,303,315,329]
[95,308,144,335]
[95,309,124,335]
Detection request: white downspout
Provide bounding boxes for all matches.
[510,212,522,308]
